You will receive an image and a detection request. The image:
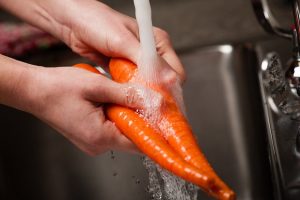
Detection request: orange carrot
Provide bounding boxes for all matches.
[109,58,235,200]
[107,105,215,192]
[74,63,103,74]
[73,63,216,194]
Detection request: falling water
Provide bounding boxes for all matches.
[133,0,198,199]
[143,157,198,200]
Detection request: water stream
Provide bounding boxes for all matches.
[143,157,198,200]
[133,1,198,199]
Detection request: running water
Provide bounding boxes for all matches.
[143,157,198,200]
[133,0,198,199]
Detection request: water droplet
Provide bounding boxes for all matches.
[110,151,115,159]
[135,179,141,184]
[146,186,150,192]
[113,172,118,177]
[140,156,146,161]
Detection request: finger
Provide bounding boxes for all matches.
[121,17,141,63]
[160,48,186,82]
[154,28,186,82]
[68,110,139,155]
[112,32,140,64]
[123,39,140,64]
[97,29,140,64]
[103,120,140,154]
[86,114,140,155]
[85,77,162,110]
[112,133,141,154]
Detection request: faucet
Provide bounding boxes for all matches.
[252,0,300,119]
[251,0,293,39]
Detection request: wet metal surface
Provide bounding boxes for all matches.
[258,38,300,200]
[182,45,272,199]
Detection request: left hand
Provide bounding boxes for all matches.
[0,0,185,81]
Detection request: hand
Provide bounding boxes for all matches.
[0,0,185,81]
[60,1,185,80]
[56,0,186,109]
[19,65,161,155]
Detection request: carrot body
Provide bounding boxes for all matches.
[73,63,216,194]
[74,63,102,74]
[109,59,235,200]
[107,105,214,191]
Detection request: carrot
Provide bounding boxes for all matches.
[74,62,235,200]
[73,63,216,194]
[74,63,102,74]
[107,105,215,192]
[109,58,235,200]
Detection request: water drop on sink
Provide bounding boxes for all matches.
[113,172,118,177]
[140,156,146,161]
[110,151,115,160]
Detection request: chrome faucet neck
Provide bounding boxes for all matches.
[251,0,293,39]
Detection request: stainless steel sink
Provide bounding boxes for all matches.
[0,44,274,200]
[182,45,272,200]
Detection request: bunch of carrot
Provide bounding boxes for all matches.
[74,60,235,200]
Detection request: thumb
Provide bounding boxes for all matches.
[85,76,162,109]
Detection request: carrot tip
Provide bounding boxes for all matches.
[221,190,236,200]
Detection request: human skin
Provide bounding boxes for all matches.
[0,0,184,155]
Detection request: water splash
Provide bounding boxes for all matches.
[110,150,115,160]
[143,157,198,200]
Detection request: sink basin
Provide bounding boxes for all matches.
[182,45,272,199]
[0,44,273,200]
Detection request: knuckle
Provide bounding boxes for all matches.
[106,34,121,55]
[85,149,98,157]
[154,28,172,54]
[155,28,170,40]
[154,28,171,47]
[83,121,118,153]
[84,130,104,147]
[107,32,132,55]
[85,77,108,99]
[162,70,178,85]
[175,69,186,84]
[66,34,87,56]
[84,138,110,155]
[111,34,123,47]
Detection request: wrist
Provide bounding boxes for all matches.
[0,0,78,42]
[0,55,41,114]
[30,0,77,40]
[15,65,45,115]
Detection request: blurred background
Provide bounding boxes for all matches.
[0,0,292,53]
[0,0,296,200]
